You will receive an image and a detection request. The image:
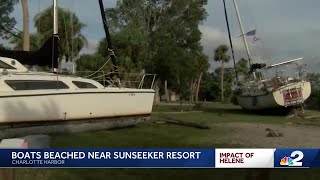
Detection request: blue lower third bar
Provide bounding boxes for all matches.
[0,149,215,168]
[274,149,320,168]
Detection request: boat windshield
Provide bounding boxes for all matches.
[0,60,15,69]
[5,80,69,91]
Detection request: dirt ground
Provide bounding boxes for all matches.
[214,122,320,148]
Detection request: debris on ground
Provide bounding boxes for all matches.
[154,121,166,124]
[286,108,305,119]
[265,128,283,137]
[285,114,296,119]
[303,115,320,120]
[155,114,210,129]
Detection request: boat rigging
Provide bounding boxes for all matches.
[0,0,155,139]
[222,0,311,112]
[98,0,120,85]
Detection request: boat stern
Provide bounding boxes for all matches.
[273,81,311,107]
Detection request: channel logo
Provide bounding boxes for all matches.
[280,157,294,166]
[280,150,304,166]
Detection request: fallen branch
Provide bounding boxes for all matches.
[156,114,210,129]
[164,119,210,129]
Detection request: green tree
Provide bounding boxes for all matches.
[194,54,209,103]
[214,45,230,102]
[34,7,87,61]
[77,54,111,72]
[10,32,43,51]
[154,40,198,102]
[97,26,146,73]
[215,67,234,100]
[305,73,320,109]
[0,0,18,39]
[100,0,209,100]
[0,44,9,50]
[199,72,220,101]
[306,73,320,91]
[76,54,120,87]
[236,58,249,78]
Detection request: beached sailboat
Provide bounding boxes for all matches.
[0,0,155,139]
[223,0,311,111]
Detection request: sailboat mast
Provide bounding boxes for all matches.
[223,0,238,84]
[232,0,256,79]
[98,0,119,78]
[53,0,58,35]
[53,0,60,85]
[52,0,58,72]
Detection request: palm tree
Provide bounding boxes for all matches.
[195,54,209,103]
[214,45,230,102]
[34,7,87,61]
[21,0,29,51]
[0,0,19,39]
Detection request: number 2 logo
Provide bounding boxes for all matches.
[290,150,304,166]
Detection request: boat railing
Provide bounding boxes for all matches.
[259,59,307,82]
[264,58,304,69]
[76,71,157,89]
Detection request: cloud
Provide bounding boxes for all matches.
[80,39,99,55]
[200,25,251,72]
[202,0,320,72]
[200,25,244,56]
[199,25,286,72]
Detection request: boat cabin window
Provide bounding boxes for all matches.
[72,81,98,89]
[5,80,69,90]
[0,61,15,69]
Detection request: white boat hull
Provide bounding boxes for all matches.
[0,88,154,123]
[237,81,311,110]
[0,115,150,139]
[0,88,154,138]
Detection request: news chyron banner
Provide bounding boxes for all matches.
[216,149,320,168]
[0,149,214,168]
[0,148,319,168]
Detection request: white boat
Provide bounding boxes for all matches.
[223,0,311,111]
[0,0,155,138]
[236,58,311,110]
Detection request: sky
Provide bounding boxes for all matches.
[6,0,320,72]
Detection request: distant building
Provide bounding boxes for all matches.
[161,90,180,102]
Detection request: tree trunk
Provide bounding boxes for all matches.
[164,80,169,102]
[221,61,224,102]
[193,80,197,102]
[0,169,15,180]
[195,72,203,103]
[21,0,30,51]
[154,81,160,104]
[190,81,194,104]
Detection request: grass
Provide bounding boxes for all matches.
[154,102,320,126]
[152,103,195,112]
[15,102,320,180]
